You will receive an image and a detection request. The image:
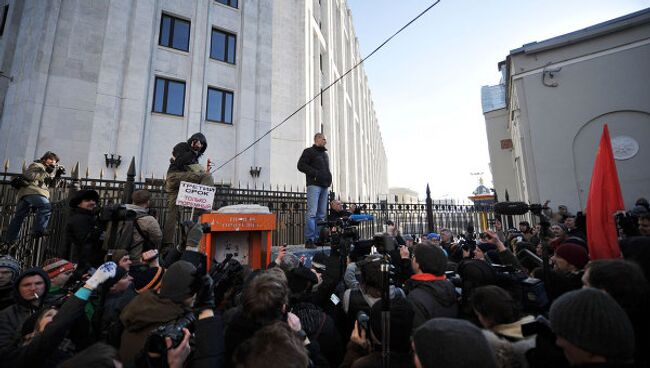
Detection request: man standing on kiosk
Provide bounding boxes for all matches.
[297,133,332,249]
[162,133,214,250]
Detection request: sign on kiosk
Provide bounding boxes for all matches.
[176,181,216,210]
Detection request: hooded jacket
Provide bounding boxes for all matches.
[168,133,208,173]
[119,290,189,364]
[405,274,458,329]
[0,268,51,355]
[297,145,332,187]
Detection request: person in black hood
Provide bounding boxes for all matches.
[0,267,50,355]
[297,133,332,248]
[162,132,215,249]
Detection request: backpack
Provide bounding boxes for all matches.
[10,175,30,190]
[115,212,155,252]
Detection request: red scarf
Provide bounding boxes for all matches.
[411,273,446,281]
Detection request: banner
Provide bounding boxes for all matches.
[176,181,216,210]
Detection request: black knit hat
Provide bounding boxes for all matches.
[131,266,165,294]
[413,318,497,368]
[159,261,198,303]
[413,244,447,275]
[69,189,100,208]
[550,288,635,361]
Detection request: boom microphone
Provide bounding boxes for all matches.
[494,202,535,216]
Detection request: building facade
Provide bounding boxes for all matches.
[481,8,650,212]
[0,0,388,200]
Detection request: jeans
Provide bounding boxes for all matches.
[305,185,329,242]
[5,195,52,242]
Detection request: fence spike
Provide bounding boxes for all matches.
[99,168,104,180]
[3,159,8,172]
[246,181,249,190]
[71,162,79,179]
[22,160,26,171]
[113,170,118,180]
[262,182,265,190]
[85,167,89,178]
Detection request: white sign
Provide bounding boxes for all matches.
[176,181,216,210]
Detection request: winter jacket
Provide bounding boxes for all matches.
[0,285,13,311]
[119,290,188,364]
[297,145,332,187]
[125,204,162,257]
[191,314,225,368]
[405,274,458,329]
[9,295,88,367]
[16,161,55,200]
[63,207,103,265]
[0,268,51,356]
[168,133,208,173]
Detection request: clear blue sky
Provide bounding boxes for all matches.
[346,0,649,201]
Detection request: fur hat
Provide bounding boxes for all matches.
[413,244,447,275]
[550,288,635,361]
[159,261,198,303]
[69,189,100,208]
[555,244,589,269]
[413,318,497,368]
[42,258,75,279]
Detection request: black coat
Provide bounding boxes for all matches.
[405,277,458,329]
[63,207,103,266]
[191,315,225,368]
[297,145,332,187]
[0,268,51,356]
[168,132,208,173]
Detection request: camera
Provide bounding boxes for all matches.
[318,216,359,252]
[147,312,196,354]
[95,204,137,223]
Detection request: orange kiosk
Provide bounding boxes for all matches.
[199,212,277,269]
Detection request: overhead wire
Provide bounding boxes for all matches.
[214,0,442,172]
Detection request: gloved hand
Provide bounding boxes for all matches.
[193,274,215,312]
[84,261,117,290]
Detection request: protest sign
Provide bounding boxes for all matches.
[176,181,216,210]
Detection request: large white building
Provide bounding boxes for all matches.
[0,0,388,200]
[482,8,650,212]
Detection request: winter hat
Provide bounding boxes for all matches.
[413,318,497,368]
[102,267,128,291]
[369,297,414,352]
[132,266,164,293]
[159,261,198,303]
[69,189,100,208]
[458,259,497,287]
[554,223,568,234]
[287,265,318,294]
[413,244,447,275]
[426,233,440,241]
[555,244,589,269]
[477,242,497,254]
[0,255,21,281]
[550,288,635,361]
[42,258,75,279]
[562,236,587,249]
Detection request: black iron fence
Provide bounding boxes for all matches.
[1,159,513,267]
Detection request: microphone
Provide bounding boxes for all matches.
[493,202,533,216]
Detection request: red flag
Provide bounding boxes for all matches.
[586,124,625,259]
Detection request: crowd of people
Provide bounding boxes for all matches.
[0,142,648,367]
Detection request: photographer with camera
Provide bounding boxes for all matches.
[62,189,104,272]
[2,151,64,250]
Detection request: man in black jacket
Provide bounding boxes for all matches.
[163,133,215,249]
[297,133,332,248]
[63,189,103,271]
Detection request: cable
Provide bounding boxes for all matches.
[214,0,442,172]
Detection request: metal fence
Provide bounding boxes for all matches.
[1,160,508,267]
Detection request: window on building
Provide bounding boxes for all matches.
[153,77,186,116]
[210,29,236,64]
[0,5,9,37]
[206,87,234,124]
[215,0,238,8]
[159,14,190,52]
